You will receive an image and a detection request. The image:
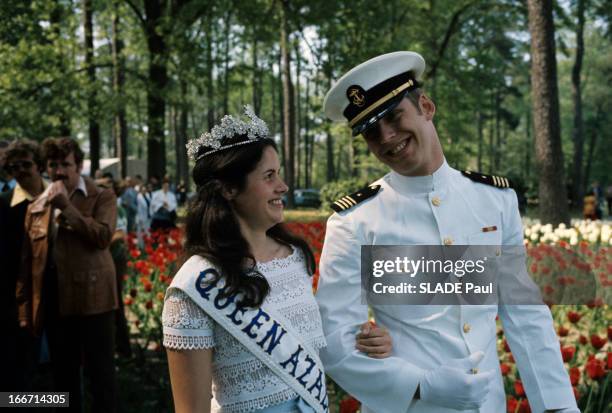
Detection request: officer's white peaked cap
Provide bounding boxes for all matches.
[323,51,426,136]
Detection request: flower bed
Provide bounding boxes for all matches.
[121,220,611,412]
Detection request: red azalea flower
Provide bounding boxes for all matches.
[129,288,137,298]
[572,386,580,400]
[569,367,580,385]
[608,326,612,341]
[607,352,612,370]
[590,334,606,350]
[585,357,605,380]
[579,335,588,345]
[567,311,581,323]
[124,297,133,306]
[130,249,140,258]
[514,380,525,397]
[144,282,153,292]
[145,300,153,309]
[558,326,569,337]
[561,346,576,363]
[508,353,515,363]
[507,396,518,413]
[503,339,511,352]
[500,363,511,376]
[339,396,360,413]
[518,399,531,413]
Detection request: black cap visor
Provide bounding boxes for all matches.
[351,91,408,137]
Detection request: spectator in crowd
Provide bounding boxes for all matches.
[136,183,151,248]
[110,179,132,358]
[149,175,160,191]
[1,140,17,192]
[606,184,612,217]
[121,176,138,233]
[134,174,144,191]
[176,179,188,206]
[16,137,118,413]
[590,181,604,219]
[0,140,47,392]
[150,177,177,230]
[583,190,598,220]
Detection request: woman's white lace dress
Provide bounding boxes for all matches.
[162,247,326,413]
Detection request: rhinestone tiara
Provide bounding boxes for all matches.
[186,105,269,161]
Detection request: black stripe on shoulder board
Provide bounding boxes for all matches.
[331,184,381,213]
[462,170,514,189]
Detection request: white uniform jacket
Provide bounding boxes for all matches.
[315,161,577,413]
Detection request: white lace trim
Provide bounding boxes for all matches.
[163,333,215,350]
[255,245,303,273]
[219,388,298,413]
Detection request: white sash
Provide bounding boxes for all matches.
[169,256,329,413]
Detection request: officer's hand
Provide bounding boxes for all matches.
[355,320,392,359]
[419,351,494,410]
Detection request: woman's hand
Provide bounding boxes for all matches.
[355,320,392,359]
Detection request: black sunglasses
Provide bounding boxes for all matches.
[6,160,35,172]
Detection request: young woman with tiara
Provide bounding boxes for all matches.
[162,107,392,413]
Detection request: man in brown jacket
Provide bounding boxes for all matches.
[17,137,118,413]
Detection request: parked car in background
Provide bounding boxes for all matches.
[282,188,321,208]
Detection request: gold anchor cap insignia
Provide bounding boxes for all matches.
[347,85,366,107]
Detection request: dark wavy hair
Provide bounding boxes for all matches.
[41,137,85,164]
[4,139,44,171]
[184,138,315,308]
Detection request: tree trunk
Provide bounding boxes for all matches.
[582,105,601,191]
[527,0,570,225]
[50,0,71,137]
[83,0,100,175]
[494,90,501,171]
[477,109,484,171]
[295,42,301,189]
[205,15,215,130]
[280,0,295,207]
[524,109,531,183]
[112,0,127,178]
[570,0,585,209]
[176,80,190,191]
[270,53,276,139]
[252,35,262,114]
[304,77,311,188]
[222,9,232,116]
[326,81,335,182]
[144,0,168,179]
[488,93,494,174]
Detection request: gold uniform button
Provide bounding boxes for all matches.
[470,367,479,374]
[431,197,441,207]
[443,237,453,246]
[463,323,471,333]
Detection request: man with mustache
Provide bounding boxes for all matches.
[0,140,47,392]
[16,137,118,413]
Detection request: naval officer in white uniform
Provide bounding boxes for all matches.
[315,51,579,413]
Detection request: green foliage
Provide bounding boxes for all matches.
[319,177,372,211]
